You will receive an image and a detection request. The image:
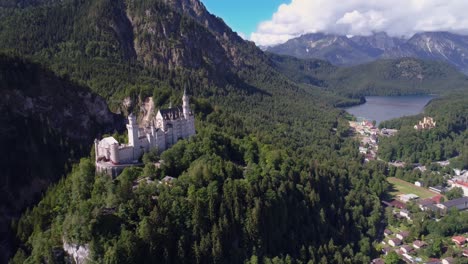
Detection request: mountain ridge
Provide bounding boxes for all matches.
[267,31,468,74]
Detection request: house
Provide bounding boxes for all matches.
[401,245,413,254]
[389,200,407,209]
[415,181,424,187]
[400,194,419,203]
[402,253,414,263]
[397,231,410,241]
[426,258,441,264]
[429,186,445,194]
[442,257,455,264]
[399,209,411,220]
[452,236,466,246]
[417,199,436,211]
[413,240,427,249]
[372,258,385,264]
[384,229,393,237]
[389,238,402,247]
[438,197,468,213]
[462,250,468,257]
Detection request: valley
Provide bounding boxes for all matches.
[0,0,467,263]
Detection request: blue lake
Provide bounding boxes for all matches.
[344,95,435,124]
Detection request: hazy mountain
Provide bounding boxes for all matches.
[269,53,468,98]
[267,33,377,65]
[267,31,468,73]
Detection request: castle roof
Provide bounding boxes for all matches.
[159,106,183,120]
[101,136,118,146]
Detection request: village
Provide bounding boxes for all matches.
[349,118,468,264]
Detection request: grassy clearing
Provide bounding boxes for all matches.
[387,177,439,199]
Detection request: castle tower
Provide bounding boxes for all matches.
[110,143,120,164]
[126,113,139,148]
[182,88,190,119]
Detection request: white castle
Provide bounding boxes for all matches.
[95,91,195,176]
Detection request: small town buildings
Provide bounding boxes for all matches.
[384,229,393,237]
[426,258,442,264]
[399,209,411,220]
[429,186,445,194]
[442,257,455,264]
[414,117,436,130]
[414,181,424,187]
[413,240,427,249]
[401,245,413,254]
[400,194,419,203]
[437,197,468,213]
[402,253,414,263]
[396,231,410,241]
[372,258,385,264]
[462,250,468,257]
[389,238,402,247]
[451,236,466,246]
[417,199,436,211]
[448,180,468,197]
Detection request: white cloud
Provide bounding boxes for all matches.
[251,0,468,46]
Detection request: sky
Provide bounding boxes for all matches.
[201,0,468,47]
[200,0,289,40]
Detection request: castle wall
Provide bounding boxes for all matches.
[118,147,135,164]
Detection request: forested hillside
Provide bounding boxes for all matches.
[0,54,120,261]
[378,92,468,165]
[269,53,468,98]
[2,0,467,263]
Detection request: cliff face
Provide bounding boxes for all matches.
[0,55,122,261]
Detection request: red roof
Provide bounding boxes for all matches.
[452,236,466,245]
[431,195,443,204]
[390,200,407,209]
[455,181,468,188]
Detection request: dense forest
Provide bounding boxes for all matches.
[10,103,392,263]
[1,0,467,263]
[269,53,468,98]
[379,92,468,166]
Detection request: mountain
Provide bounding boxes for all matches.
[267,32,378,66]
[0,0,373,262]
[0,54,120,262]
[2,0,466,263]
[269,53,468,98]
[267,31,468,74]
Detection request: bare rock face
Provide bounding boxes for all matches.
[63,240,90,264]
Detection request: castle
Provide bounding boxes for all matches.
[95,91,195,176]
[414,116,436,130]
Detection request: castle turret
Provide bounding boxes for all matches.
[182,89,190,119]
[110,143,120,164]
[127,113,139,148]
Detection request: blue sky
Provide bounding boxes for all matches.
[201,0,468,46]
[200,0,289,38]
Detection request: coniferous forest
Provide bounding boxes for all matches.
[0,0,467,263]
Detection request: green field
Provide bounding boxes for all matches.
[387,177,439,199]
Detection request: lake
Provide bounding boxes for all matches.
[344,95,435,124]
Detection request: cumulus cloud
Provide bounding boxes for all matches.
[251,0,468,46]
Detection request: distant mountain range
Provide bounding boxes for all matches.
[267,32,468,74]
